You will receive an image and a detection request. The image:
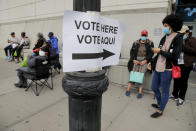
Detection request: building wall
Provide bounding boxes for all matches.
[0,0,171,87]
[0,0,170,51]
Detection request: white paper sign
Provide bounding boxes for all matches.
[63,11,125,72]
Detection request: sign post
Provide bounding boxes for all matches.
[62,0,124,131]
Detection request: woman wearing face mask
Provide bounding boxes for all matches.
[147,14,183,118]
[170,25,196,106]
[126,30,154,98]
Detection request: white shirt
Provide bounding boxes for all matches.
[8,37,19,48]
[20,38,25,45]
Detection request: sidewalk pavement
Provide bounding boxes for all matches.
[0,58,195,131]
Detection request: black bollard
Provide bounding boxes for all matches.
[62,71,108,131]
[62,0,108,130]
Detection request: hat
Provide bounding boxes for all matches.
[141,30,148,36]
[48,32,54,38]
[179,25,189,33]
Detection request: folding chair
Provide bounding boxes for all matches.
[24,59,53,96]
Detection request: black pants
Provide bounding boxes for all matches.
[172,65,192,100]
[4,44,12,56]
[16,45,24,59]
[11,46,18,59]
[51,54,62,69]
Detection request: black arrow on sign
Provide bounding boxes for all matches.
[72,49,115,60]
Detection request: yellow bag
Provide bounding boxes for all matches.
[14,51,17,57]
[21,57,28,67]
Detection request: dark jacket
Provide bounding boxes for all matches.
[183,36,196,67]
[33,38,45,50]
[127,39,154,72]
[17,56,49,78]
[151,33,183,71]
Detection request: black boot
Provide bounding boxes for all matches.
[14,83,24,88]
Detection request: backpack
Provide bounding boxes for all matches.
[49,47,57,59]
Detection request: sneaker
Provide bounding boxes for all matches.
[177,99,184,106]
[6,56,11,60]
[5,56,9,60]
[15,60,20,63]
[151,111,163,118]
[125,91,131,96]
[137,93,142,99]
[169,95,178,101]
[8,58,14,62]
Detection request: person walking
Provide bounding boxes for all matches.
[148,14,183,118]
[126,30,154,99]
[170,25,196,106]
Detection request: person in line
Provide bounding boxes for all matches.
[15,32,30,63]
[126,30,154,98]
[48,32,62,70]
[14,46,49,88]
[4,32,19,60]
[148,14,183,118]
[33,33,45,55]
[170,25,196,106]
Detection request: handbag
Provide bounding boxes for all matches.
[14,50,17,57]
[21,57,28,67]
[129,65,144,84]
[171,63,181,79]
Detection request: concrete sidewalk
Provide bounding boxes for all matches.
[0,58,195,131]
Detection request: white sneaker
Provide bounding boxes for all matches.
[177,99,184,106]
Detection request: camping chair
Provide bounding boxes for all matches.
[24,58,53,96]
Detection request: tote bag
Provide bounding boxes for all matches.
[14,51,17,57]
[21,57,28,67]
[130,65,144,84]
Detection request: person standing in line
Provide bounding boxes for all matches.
[126,30,154,99]
[148,14,183,118]
[48,32,62,70]
[4,32,19,60]
[170,25,196,106]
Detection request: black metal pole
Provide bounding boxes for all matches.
[62,0,109,131]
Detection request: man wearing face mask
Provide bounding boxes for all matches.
[170,25,196,106]
[126,30,154,98]
[14,46,49,88]
[147,14,183,118]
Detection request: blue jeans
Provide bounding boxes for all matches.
[151,71,172,111]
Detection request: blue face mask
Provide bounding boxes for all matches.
[183,34,187,40]
[141,36,147,41]
[163,27,171,35]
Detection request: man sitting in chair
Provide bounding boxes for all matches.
[14,46,49,88]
